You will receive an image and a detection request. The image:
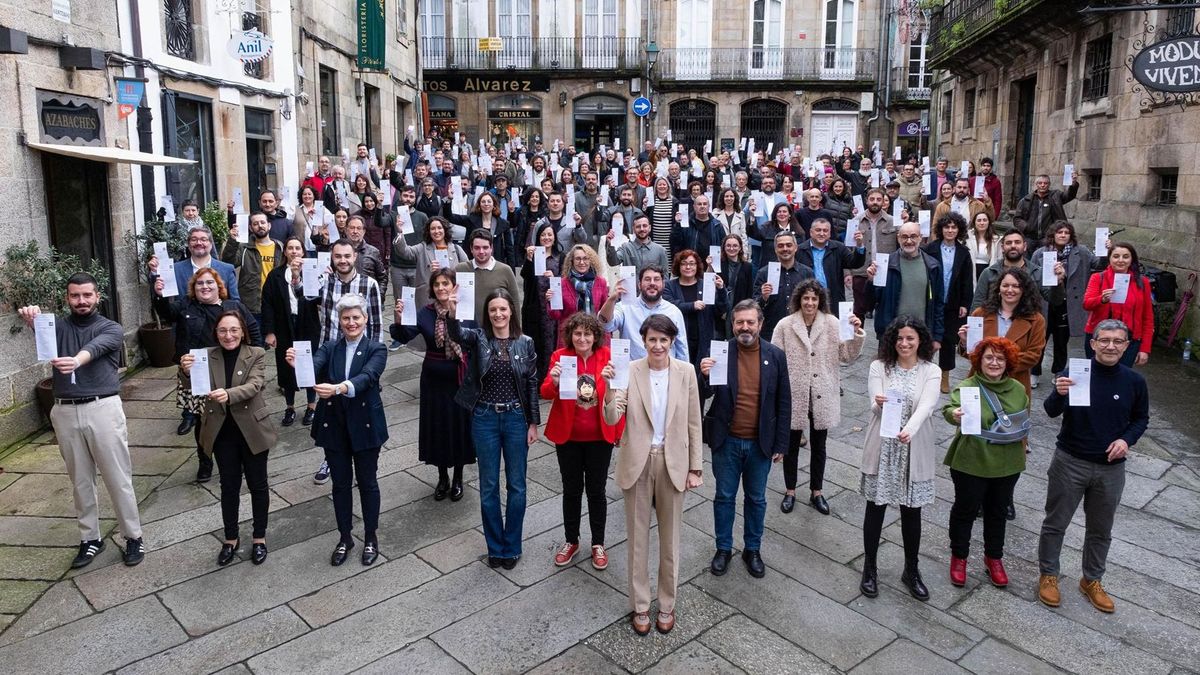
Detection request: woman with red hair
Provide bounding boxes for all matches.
[942,337,1029,590]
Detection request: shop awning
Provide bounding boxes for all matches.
[25,141,195,166]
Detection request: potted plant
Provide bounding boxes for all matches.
[124,217,189,367]
[202,199,230,251]
[0,241,112,418]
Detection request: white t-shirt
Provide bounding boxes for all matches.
[649,366,670,446]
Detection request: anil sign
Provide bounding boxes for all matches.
[227,30,273,63]
[1131,36,1200,93]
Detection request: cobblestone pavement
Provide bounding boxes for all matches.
[1,333,1198,674]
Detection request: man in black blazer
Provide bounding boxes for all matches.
[700,299,792,579]
[794,217,866,314]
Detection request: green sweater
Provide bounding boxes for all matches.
[942,374,1029,478]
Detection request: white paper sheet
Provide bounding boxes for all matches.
[34,314,57,361]
[433,248,450,270]
[235,214,250,243]
[232,188,245,214]
[880,388,904,439]
[456,272,475,320]
[974,176,986,198]
[702,272,716,305]
[709,341,729,386]
[960,161,970,177]
[894,145,902,160]
[922,173,932,196]
[839,302,855,341]
[918,210,931,238]
[189,348,211,396]
[1042,251,1059,286]
[678,204,689,227]
[160,195,176,222]
[610,338,631,389]
[292,340,316,388]
[396,205,414,235]
[305,161,314,178]
[872,253,890,287]
[852,194,864,216]
[533,246,547,276]
[558,355,578,400]
[1063,164,1074,186]
[960,387,982,435]
[892,198,905,222]
[611,213,627,249]
[1068,357,1091,406]
[966,315,984,352]
[767,262,781,295]
[709,245,722,273]
[844,220,858,247]
[1094,226,1109,254]
[154,242,180,297]
[1110,273,1131,304]
[618,266,636,301]
[401,286,417,326]
[301,258,321,296]
[548,277,564,310]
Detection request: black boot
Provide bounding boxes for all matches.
[860,564,879,598]
[901,565,930,601]
[177,411,196,436]
[196,449,213,483]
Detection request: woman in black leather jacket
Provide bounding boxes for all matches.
[448,288,540,570]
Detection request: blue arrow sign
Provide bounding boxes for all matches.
[632,97,651,118]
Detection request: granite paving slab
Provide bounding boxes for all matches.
[698,614,838,675]
[0,515,114,547]
[0,579,92,648]
[0,580,48,615]
[288,554,440,627]
[413,528,489,574]
[354,638,472,675]
[73,534,223,610]
[846,638,968,675]
[0,545,76,580]
[846,583,985,660]
[955,637,1064,674]
[645,641,742,674]
[526,644,628,675]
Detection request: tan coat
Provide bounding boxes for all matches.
[604,358,703,492]
[968,309,1047,397]
[771,312,866,431]
[186,346,277,456]
[933,197,992,228]
[861,360,942,483]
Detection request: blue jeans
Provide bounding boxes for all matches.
[472,406,529,558]
[712,436,773,552]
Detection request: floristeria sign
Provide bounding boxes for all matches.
[1131,36,1200,93]
[227,30,273,63]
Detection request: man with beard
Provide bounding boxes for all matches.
[345,216,388,298]
[228,190,293,244]
[605,213,669,277]
[700,300,791,579]
[934,178,991,227]
[971,230,1043,312]
[222,211,283,322]
[895,164,928,211]
[979,157,1003,219]
[603,185,646,245]
[349,142,382,188]
[849,189,898,320]
[18,274,145,568]
[873,222,945,348]
[840,156,876,197]
[754,231,815,341]
[599,264,688,361]
[1014,172,1079,253]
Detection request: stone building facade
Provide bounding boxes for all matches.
[928,0,1200,342]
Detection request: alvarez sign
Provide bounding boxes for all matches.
[227,30,273,63]
[1131,35,1200,93]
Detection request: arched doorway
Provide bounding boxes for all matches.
[808,98,860,158]
[739,99,787,152]
[669,99,717,153]
[573,94,627,154]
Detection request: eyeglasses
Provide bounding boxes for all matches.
[1092,338,1128,347]
[898,234,922,241]
[981,355,1006,364]
[216,328,242,336]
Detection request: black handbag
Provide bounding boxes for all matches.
[978,384,1030,444]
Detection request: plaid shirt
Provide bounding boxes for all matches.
[301,270,384,345]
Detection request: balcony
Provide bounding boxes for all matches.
[890,66,932,103]
[654,47,876,88]
[421,36,642,75]
[928,0,1072,70]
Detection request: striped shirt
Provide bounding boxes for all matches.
[305,270,384,345]
[649,200,676,260]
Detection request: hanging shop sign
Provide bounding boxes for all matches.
[356,0,386,70]
[1131,35,1200,93]
[425,75,552,93]
[227,30,273,63]
[114,77,145,121]
[897,118,931,137]
[37,91,103,145]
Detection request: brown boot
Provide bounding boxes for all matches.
[940,371,950,394]
[1079,578,1115,613]
[1038,574,1061,607]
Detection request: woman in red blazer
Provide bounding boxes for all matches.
[1082,242,1153,367]
[541,312,625,571]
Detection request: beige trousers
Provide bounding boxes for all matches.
[622,447,684,615]
[51,395,142,541]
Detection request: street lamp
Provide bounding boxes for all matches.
[644,41,660,144]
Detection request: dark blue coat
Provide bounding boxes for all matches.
[310,338,389,452]
[663,278,726,362]
[704,338,792,458]
[873,250,945,342]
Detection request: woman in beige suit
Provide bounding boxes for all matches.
[603,314,703,636]
[181,312,277,567]
[772,279,865,516]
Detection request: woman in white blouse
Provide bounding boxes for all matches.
[965,211,1001,281]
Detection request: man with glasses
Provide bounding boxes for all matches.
[1038,319,1149,614]
[873,221,944,349]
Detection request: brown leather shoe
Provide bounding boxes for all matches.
[1079,578,1115,613]
[940,371,951,394]
[631,612,651,636]
[1038,574,1061,607]
[656,610,676,634]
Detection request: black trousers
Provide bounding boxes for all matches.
[326,446,381,543]
[1032,302,1071,377]
[863,501,922,570]
[555,440,614,546]
[213,431,269,540]
[948,469,1020,559]
[783,422,828,492]
[938,318,960,371]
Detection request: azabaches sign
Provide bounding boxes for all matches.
[1131,35,1200,93]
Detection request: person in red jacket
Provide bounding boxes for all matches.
[302,155,334,197]
[1082,242,1153,367]
[541,312,626,571]
[979,158,1003,219]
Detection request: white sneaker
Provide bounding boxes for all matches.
[1031,373,1040,389]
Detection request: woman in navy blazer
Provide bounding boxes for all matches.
[663,249,726,407]
[287,293,389,567]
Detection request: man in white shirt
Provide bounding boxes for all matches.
[598,264,688,361]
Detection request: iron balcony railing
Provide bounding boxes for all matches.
[928,0,1046,60]
[890,66,932,101]
[421,36,643,72]
[656,47,877,83]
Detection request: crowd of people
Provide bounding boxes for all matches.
[23,133,1155,633]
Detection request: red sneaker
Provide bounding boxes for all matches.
[950,556,968,587]
[554,542,580,567]
[984,556,1009,588]
[591,545,609,570]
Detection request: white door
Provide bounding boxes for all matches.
[749,0,784,79]
[676,0,713,80]
[497,0,532,68]
[822,0,857,79]
[583,0,619,69]
[810,112,858,157]
[420,0,447,68]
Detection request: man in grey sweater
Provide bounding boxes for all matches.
[455,229,523,324]
[18,273,145,569]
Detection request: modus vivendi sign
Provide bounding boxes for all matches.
[1131,35,1200,93]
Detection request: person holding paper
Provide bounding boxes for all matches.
[601,184,646,246]
[392,215,468,306]
[860,317,942,602]
[304,237,384,351]
[604,213,670,279]
[895,164,929,213]
[849,189,898,320]
[943,337,1030,589]
[446,192,515,269]
[154,267,262,482]
[600,264,690,361]
[664,250,727,406]
[447,289,541,570]
[716,233,755,336]
[836,155,876,197]
[699,300,791,579]
[794,188,835,239]
[927,157,958,202]
[390,268,477,502]
[933,178,991,233]
[355,194,395,290]
[772,280,865,516]
[977,158,1003,219]
[959,268,1046,400]
[712,188,749,245]
[220,212,283,321]
[181,312,276,567]
[1082,242,1153,367]
[520,224,563,380]
[301,155,334,196]
[321,165,352,214]
[261,237,322,427]
[1014,173,1079,253]
[540,313,625,571]
[970,230,1044,312]
[872,222,945,349]
[149,225,240,304]
[966,211,1002,281]
[753,231,816,341]
[546,244,609,343]
[795,217,866,313]
[602,314,703,635]
[823,178,855,241]
[670,194,724,263]
[294,185,336,255]
[1039,319,1149,613]
[227,190,293,245]
[414,178,446,223]
[923,213,975,393]
[17,273,145,569]
[1032,221,1097,378]
[645,176,680,258]
[749,202,800,267]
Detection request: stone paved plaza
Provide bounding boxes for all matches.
[1,335,1198,674]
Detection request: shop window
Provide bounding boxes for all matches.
[319,66,338,156]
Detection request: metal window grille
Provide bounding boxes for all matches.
[1082,34,1112,102]
[242,12,265,79]
[1158,172,1178,206]
[164,0,195,60]
[669,100,717,152]
[1164,6,1195,39]
[963,89,976,128]
[1086,172,1102,201]
[739,99,787,152]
